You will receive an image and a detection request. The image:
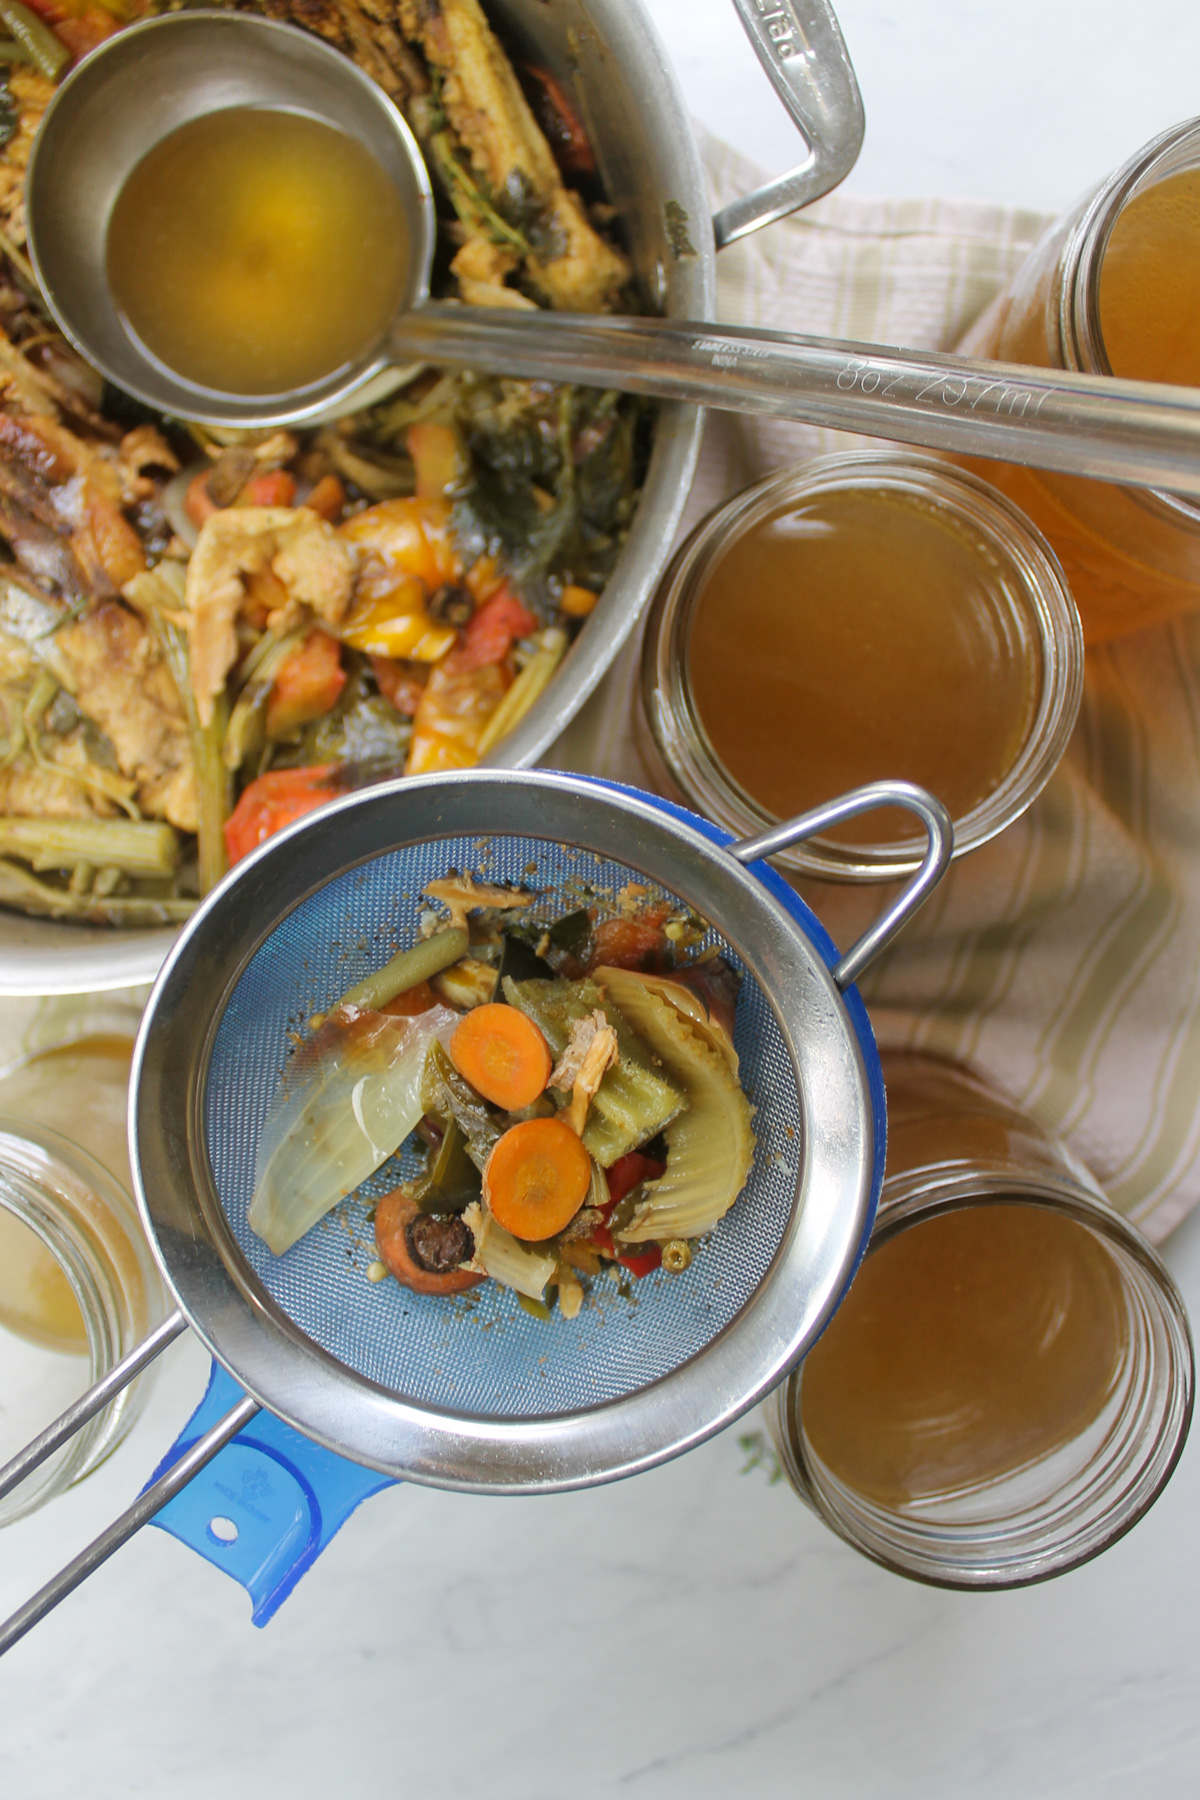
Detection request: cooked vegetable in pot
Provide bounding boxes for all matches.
[248,872,757,1318]
[0,0,650,924]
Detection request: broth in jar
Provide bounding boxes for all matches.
[640,454,1083,880]
[957,123,1200,640]
[800,1202,1127,1506]
[686,484,1036,846]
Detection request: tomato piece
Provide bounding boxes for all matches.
[242,469,297,508]
[617,1244,663,1279]
[224,765,338,864]
[606,1151,667,1207]
[587,916,672,973]
[371,654,428,716]
[581,1152,667,1274]
[52,10,116,58]
[452,586,538,671]
[265,629,345,739]
[341,497,459,594]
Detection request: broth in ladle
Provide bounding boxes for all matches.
[106,106,409,396]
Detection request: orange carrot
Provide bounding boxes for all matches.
[381,980,438,1018]
[375,1190,485,1296]
[559,583,598,618]
[449,1002,551,1110]
[483,1118,592,1241]
[407,422,464,499]
[304,473,346,521]
[184,468,219,529]
[266,628,346,739]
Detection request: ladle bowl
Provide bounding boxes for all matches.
[25,10,437,424]
[25,7,1200,493]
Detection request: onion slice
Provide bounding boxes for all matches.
[248,1003,458,1254]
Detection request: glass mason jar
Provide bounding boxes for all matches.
[0,991,163,1525]
[958,117,1200,642]
[765,1053,1194,1588]
[0,1120,165,1525]
[638,452,1083,881]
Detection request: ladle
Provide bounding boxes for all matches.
[24,9,1200,495]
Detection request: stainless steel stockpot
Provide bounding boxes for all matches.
[0,0,863,995]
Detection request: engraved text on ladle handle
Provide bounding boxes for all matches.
[388,304,1200,497]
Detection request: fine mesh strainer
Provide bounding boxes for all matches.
[0,770,950,1650]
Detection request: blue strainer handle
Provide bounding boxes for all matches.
[146,1362,393,1626]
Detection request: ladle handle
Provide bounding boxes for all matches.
[0,1395,260,1659]
[0,1307,187,1507]
[713,0,865,247]
[731,782,953,989]
[390,305,1200,496]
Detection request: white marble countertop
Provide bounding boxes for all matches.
[5,4,1200,1794]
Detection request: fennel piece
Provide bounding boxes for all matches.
[0,816,178,879]
[462,1201,555,1301]
[125,564,229,894]
[502,975,685,1166]
[249,1003,458,1256]
[595,967,755,1244]
[337,926,469,1012]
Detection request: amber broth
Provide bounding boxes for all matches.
[966,166,1200,639]
[801,1203,1128,1507]
[685,487,1037,845]
[0,1036,136,1353]
[107,107,409,395]
[1098,167,1200,385]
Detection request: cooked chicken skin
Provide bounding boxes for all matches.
[398,0,630,311]
[57,602,197,832]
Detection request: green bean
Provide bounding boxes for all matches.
[337,926,469,1012]
[0,816,179,879]
[0,2,68,79]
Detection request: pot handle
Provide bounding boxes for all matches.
[730,781,953,989]
[712,0,865,249]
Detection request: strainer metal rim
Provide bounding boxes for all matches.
[128,769,883,1493]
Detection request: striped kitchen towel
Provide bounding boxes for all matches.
[551,128,1200,1244]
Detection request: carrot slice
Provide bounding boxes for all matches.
[483,1118,592,1241]
[449,1002,552,1110]
[375,1189,484,1297]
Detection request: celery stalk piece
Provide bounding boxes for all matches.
[502,974,686,1166]
[0,816,178,879]
[462,1201,556,1301]
[248,1003,459,1255]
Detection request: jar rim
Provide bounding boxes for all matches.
[768,1170,1195,1589]
[641,451,1085,882]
